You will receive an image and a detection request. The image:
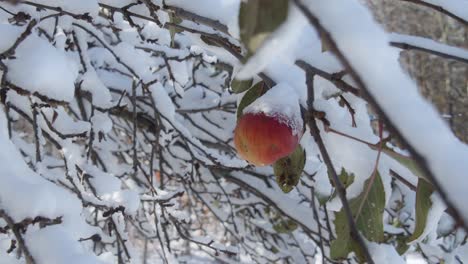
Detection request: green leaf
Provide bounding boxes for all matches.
[272,219,298,233]
[408,178,434,242]
[271,246,279,254]
[200,35,222,48]
[273,145,306,193]
[316,194,330,206]
[324,168,355,204]
[239,0,289,55]
[330,172,385,261]
[169,13,183,48]
[338,168,355,189]
[231,78,253,93]
[236,81,266,120]
[396,234,410,255]
[320,30,331,53]
[330,168,355,191]
[384,147,426,180]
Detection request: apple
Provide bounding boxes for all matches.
[234,112,301,166]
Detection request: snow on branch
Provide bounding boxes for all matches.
[390,33,468,65]
[294,0,468,230]
[0,0,467,263]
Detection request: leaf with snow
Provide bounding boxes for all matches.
[272,218,298,233]
[236,81,266,119]
[408,178,434,242]
[385,147,426,180]
[331,172,385,261]
[231,78,253,94]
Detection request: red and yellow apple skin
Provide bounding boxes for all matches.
[234,112,301,166]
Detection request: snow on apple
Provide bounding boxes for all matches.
[234,83,303,166]
[243,83,303,136]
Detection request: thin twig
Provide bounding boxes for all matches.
[0,210,36,264]
[390,41,468,65]
[303,71,375,264]
[296,60,360,97]
[396,0,468,26]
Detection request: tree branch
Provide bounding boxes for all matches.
[303,71,375,264]
[396,0,468,26]
[390,41,468,65]
[293,0,468,231]
[0,210,35,264]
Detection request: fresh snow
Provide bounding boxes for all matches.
[390,33,468,62]
[243,83,303,136]
[236,4,309,80]
[304,0,468,226]
[6,35,78,102]
[0,0,466,263]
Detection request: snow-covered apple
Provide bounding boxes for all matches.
[234,112,301,166]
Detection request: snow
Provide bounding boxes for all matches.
[320,129,378,208]
[91,112,113,133]
[367,242,405,264]
[303,0,468,225]
[31,0,100,17]
[82,164,121,196]
[79,71,114,109]
[0,0,466,263]
[27,226,108,264]
[42,107,91,136]
[6,35,78,102]
[0,109,104,263]
[0,24,22,53]
[142,21,172,47]
[98,0,133,8]
[406,253,428,264]
[102,190,140,216]
[0,109,77,220]
[243,83,303,136]
[390,33,468,62]
[149,82,176,122]
[229,170,320,235]
[455,244,468,263]
[236,4,309,80]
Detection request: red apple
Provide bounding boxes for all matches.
[234,112,301,166]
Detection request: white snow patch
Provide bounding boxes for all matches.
[149,82,176,122]
[237,4,308,80]
[304,0,468,225]
[6,35,78,102]
[367,242,405,264]
[243,83,303,136]
[27,226,107,264]
[390,33,468,62]
[91,112,113,134]
[0,24,22,53]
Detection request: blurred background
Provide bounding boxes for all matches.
[366,0,467,143]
